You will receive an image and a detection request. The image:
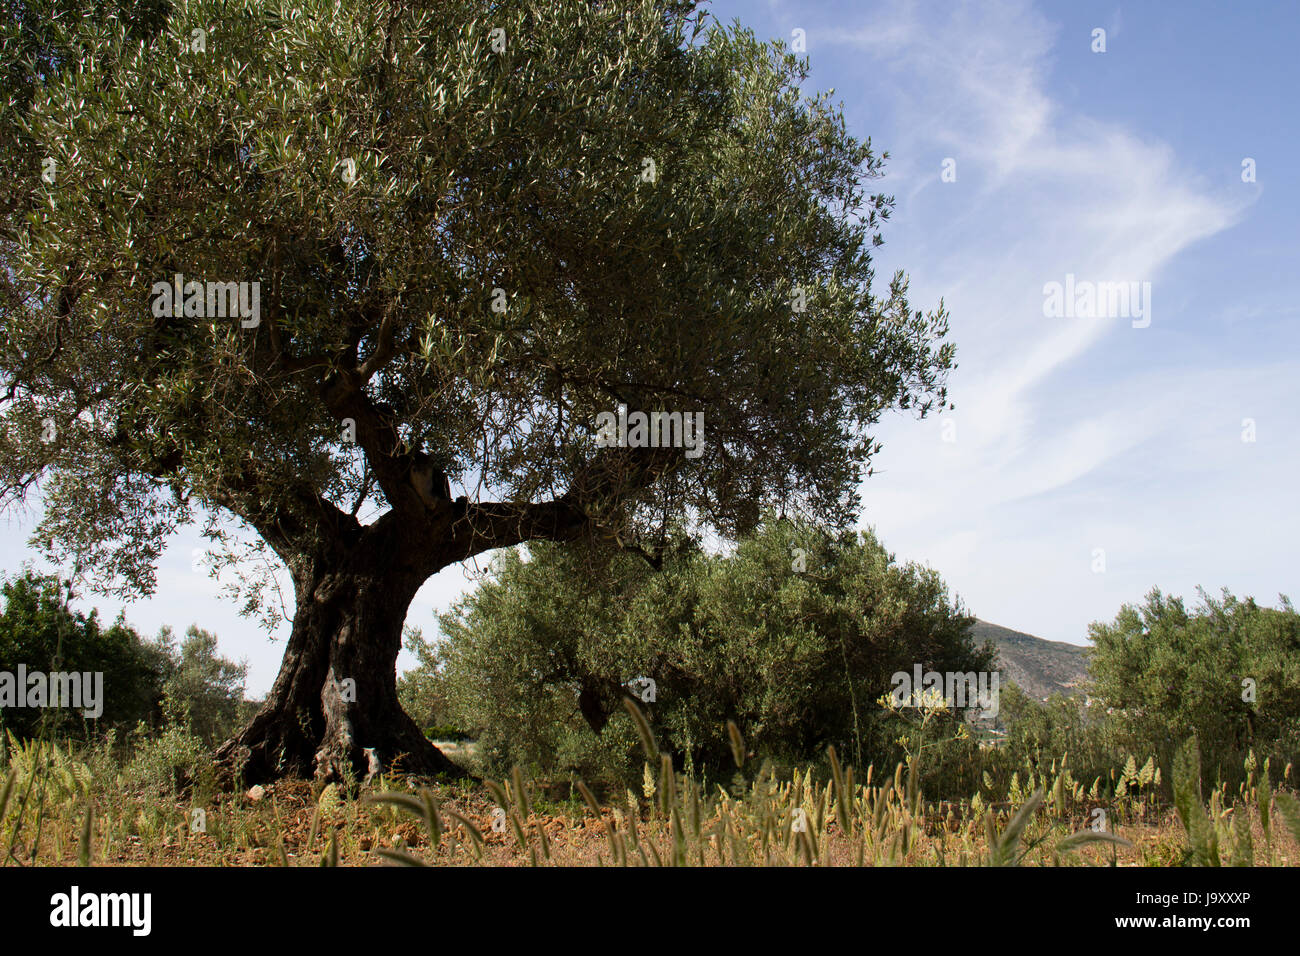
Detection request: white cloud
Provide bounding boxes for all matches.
[802,1,1275,642]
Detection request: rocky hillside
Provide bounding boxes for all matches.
[971,619,1089,700]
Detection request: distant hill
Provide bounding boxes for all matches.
[970,620,1090,701]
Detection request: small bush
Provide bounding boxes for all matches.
[122,721,211,798]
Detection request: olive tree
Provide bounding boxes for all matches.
[0,0,954,782]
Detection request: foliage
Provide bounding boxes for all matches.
[396,626,452,735]
[157,623,250,746]
[377,703,1151,869]
[0,569,249,745]
[420,519,993,784]
[1088,588,1300,792]
[0,0,955,607]
[989,683,1115,795]
[3,710,1297,866]
[122,720,211,798]
[0,569,170,738]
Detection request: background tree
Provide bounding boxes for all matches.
[1087,587,1300,790]
[157,623,250,745]
[422,521,991,784]
[0,0,955,782]
[984,683,1114,797]
[395,625,457,737]
[0,569,170,738]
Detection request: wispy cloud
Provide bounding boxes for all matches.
[769,0,1281,641]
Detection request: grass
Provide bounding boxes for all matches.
[2,708,1297,867]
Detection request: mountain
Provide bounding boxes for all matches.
[970,619,1090,701]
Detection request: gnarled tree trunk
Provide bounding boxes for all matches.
[216,527,466,786]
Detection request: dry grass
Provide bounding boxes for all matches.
[4,710,1297,867]
[3,761,1297,867]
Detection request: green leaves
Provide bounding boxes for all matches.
[426,520,985,780]
[2,0,956,605]
[1087,589,1300,795]
[0,571,177,738]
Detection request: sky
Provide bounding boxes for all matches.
[2,0,1297,696]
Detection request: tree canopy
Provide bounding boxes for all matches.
[0,569,251,742]
[1087,587,1300,787]
[1,0,952,590]
[157,622,250,745]
[0,569,169,737]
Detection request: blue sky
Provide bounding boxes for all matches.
[3,1,1297,695]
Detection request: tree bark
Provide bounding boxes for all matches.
[215,532,467,786]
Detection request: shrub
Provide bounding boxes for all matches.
[122,721,211,798]
[420,519,993,785]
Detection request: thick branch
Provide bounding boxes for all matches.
[440,498,591,566]
[319,364,414,510]
[421,444,684,571]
